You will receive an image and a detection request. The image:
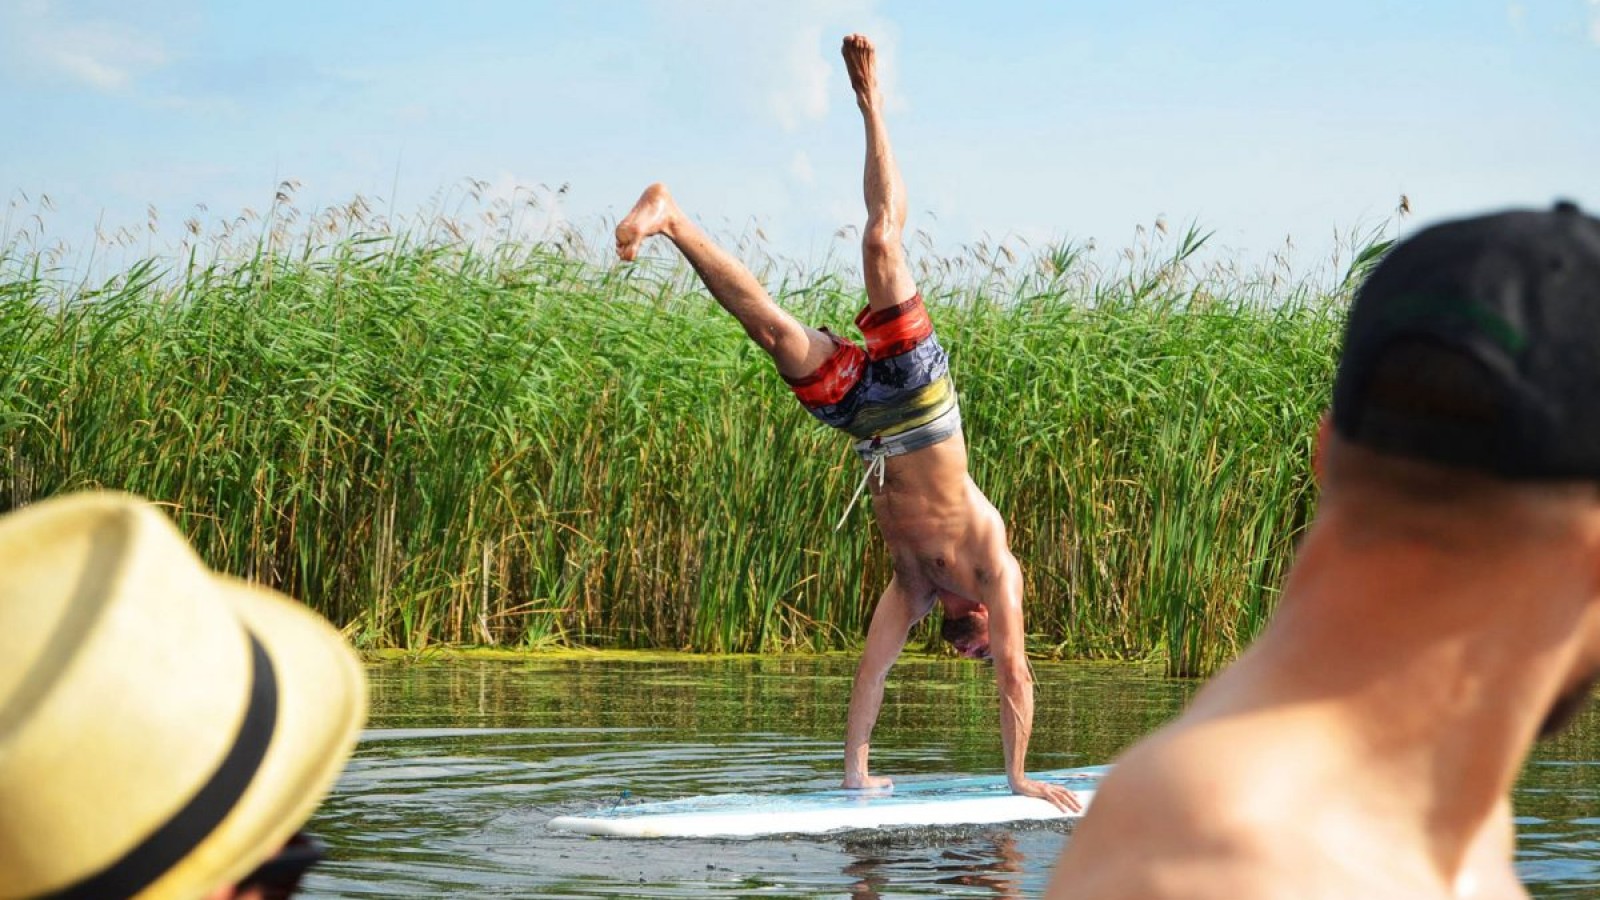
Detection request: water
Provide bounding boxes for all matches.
[302,656,1600,898]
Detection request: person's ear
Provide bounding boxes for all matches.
[1585,507,1600,611]
[1566,512,1600,664]
[1312,412,1333,486]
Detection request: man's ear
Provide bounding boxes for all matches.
[1585,508,1600,612]
[1312,412,1333,486]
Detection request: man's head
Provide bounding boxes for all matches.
[1327,202,1600,736]
[0,492,367,899]
[941,606,992,660]
[1333,201,1600,481]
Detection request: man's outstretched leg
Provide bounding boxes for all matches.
[842,34,918,312]
[616,183,835,380]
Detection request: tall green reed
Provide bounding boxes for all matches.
[0,205,1350,675]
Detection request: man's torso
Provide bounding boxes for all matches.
[867,435,1015,603]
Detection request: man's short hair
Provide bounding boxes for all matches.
[941,612,984,646]
[1332,201,1600,481]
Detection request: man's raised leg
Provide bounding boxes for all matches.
[616,183,835,379]
[842,34,919,312]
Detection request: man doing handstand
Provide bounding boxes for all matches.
[615,33,1077,813]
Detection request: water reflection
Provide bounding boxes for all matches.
[300,656,1600,899]
[844,831,1033,899]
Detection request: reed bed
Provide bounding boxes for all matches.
[0,199,1360,675]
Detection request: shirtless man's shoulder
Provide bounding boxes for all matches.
[1058,729,1487,900]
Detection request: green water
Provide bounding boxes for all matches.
[302,657,1600,898]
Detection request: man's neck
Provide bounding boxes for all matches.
[1196,506,1593,882]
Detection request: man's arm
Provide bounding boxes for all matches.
[987,558,1082,813]
[843,576,929,789]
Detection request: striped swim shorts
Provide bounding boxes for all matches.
[783,294,961,457]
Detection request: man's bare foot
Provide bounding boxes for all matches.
[841,33,881,110]
[615,183,677,261]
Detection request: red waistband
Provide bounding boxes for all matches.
[784,333,866,408]
[854,294,932,361]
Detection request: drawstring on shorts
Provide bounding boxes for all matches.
[835,439,887,531]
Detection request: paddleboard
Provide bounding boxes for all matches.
[548,765,1107,839]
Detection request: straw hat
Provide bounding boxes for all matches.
[0,492,367,899]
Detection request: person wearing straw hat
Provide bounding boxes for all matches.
[1048,201,1600,898]
[0,491,367,899]
[613,34,1078,814]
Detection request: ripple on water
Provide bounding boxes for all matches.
[298,658,1600,899]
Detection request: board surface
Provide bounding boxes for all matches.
[547,765,1108,839]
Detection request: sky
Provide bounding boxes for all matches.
[1,0,1597,280]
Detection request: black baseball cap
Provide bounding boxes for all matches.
[1332,201,1600,479]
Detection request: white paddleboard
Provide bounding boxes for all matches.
[548,765,1106,839]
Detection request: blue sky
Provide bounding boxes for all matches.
[2,0,1597,279]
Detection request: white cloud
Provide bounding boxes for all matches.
[789,150,816,186]
[1507,3,1526,32]
[394,103,432,126]
[772,23,832,131]
[1504,0,1600,46]
[647,0,903,132]
[0,2,169,92]
[49,21,167,90]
